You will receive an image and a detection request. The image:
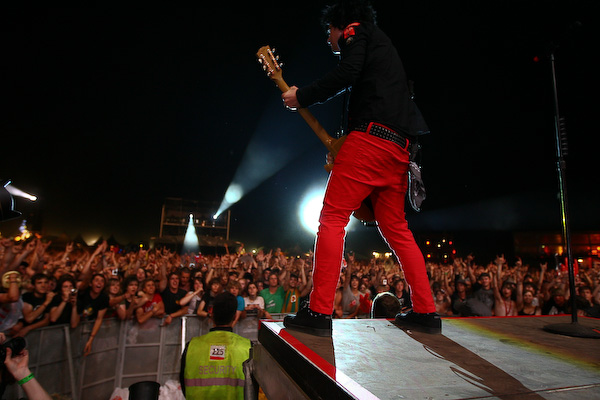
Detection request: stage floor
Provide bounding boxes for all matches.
[254,315,600,399]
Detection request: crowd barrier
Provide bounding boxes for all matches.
[3,314,286,400]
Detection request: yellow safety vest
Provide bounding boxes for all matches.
[183,330,251,400]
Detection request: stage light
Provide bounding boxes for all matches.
[0,180,22,221]
[298,186,360,235]
[17,220,32,241]
[213,83,329,219]
[81,235,100,246]
[299,187,325,235]
[225,184,243,205]
[213,120,296,219]
[5,184,37,202]
[183,214,199,253]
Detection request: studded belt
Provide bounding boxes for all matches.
[353,122,408,148]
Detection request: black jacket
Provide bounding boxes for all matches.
[296,22,411,136]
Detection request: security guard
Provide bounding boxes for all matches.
[180,292,251,399]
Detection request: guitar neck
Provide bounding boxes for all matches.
[272,76,344,156]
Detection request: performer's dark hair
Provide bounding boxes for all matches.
[212,292,238,326]
[321,0,377,30]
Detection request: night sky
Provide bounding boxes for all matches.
[2,2,598,256]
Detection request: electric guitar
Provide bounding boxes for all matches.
[256,45,374,222]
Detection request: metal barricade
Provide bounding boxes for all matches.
[2,314,284,400]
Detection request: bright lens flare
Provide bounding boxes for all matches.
[298,187,359,235]
[299,188,325,234]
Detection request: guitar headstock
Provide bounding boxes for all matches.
[257,45,283,82]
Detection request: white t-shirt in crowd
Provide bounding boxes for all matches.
[244,296,265,312]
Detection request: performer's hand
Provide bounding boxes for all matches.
[282,86,299,111]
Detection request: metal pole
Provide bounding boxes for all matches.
[550,52,577,323]
[64,326,79,400]
[159,203,166,237]
[226,209,231,240]
[543,48,600,338]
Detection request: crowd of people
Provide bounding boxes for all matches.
[1,237,599,345]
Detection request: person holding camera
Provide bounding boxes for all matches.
[0,333,51,400]
[49,274,80,328]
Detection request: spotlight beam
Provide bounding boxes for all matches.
[5,185,37,201]
[183,214,199,253]
[214,103,318,218]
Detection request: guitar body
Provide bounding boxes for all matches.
[257,45,375,223]
[353,197,375,222]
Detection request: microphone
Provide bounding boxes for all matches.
[533,20,583,62]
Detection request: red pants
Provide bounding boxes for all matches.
[309,129,435,315]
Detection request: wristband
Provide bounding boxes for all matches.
[17,373,34,386]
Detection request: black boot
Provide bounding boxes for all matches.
[395,310,441,334]
[283,307,332,337]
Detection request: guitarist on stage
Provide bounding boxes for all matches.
[282,0,441,336]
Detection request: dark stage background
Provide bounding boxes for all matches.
[2,1,598,260]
